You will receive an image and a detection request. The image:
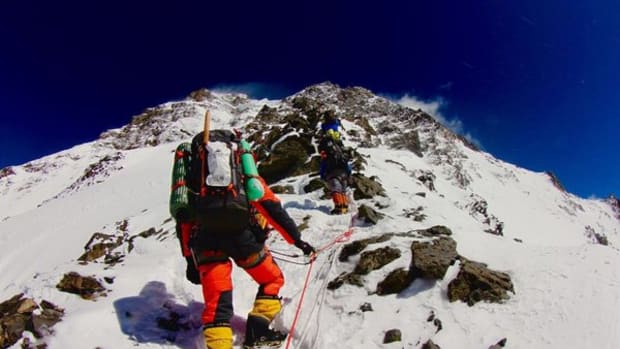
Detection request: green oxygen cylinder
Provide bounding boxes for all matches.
[240,140,264,201]
[169,142,192,218]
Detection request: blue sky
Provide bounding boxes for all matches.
[0,1,618,199]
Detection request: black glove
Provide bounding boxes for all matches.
[295,240,316,256]
[185,256,200,285]
[251,224,269,243]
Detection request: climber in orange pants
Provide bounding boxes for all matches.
[174,133,315,349]
[318,112,353,215]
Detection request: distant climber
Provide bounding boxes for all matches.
[318,111,352,215]
[169,110,316,349]
[320,109,344,133]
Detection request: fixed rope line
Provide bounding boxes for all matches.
[284,254,315,349]
[282,190,359,347]
[272,255,313,265]
[317,228,353,253]
[270,249,303,258]
[283,215,358,347]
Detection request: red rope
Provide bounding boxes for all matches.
[284,208,357,347]
[284,256,315,349]
[317,229,353,253]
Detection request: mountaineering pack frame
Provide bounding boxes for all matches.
[169,110,268,234]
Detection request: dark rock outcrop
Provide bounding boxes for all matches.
[357,204,385,225]
[359,302,373,312]
[389,130,423,157]
[270,185,295,194]
[78,232,124,263]
[327,272,364,290]
[328,246,400,290]
[56,272,106,300]
[257,135,314,184]
[338,234,393,262]
[426,312,443,333]
[376,268,412,295]
[0,167,15,179]
[422,339,441,349]
[488,337,508,348]
[418,225,452,237]
[546,171,566,192]
[417,170,436,191]
[354,247,401,275]
[303,178,326,194]
[403,206,427,222]
[188,88,214,101]
[447,260,514,306]
[410,237,458,280]
[585,225,609,246]
[0,294,63,348]
[78,224,169,267]
[350,174,385,199]
[383,329,402,344]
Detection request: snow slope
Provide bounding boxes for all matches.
[1,85,618,349]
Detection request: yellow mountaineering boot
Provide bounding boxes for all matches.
[203,326,233,349]
[243,297,286,348]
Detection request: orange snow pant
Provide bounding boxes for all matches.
[199,249,284,349]
[331,192,349,207]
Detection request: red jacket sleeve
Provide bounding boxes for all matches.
[249,177,302,245]
[175,221,194,257]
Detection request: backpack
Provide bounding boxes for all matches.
[319,134,348,171]
[186,130,251,235]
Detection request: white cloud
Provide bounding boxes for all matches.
[387,93,482,149]
[210,82,290,100]
[395,94,444,118]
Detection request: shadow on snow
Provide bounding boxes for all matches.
[113,281,250,348]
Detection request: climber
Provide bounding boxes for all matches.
[318,111,352,215]
[169,116,316,349]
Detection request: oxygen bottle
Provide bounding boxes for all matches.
[169,142,192,217]
[240,140,265,201]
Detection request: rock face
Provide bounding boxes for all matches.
[357,204,385,225]
[350,174,385,200]
[338,234,393,262]
[354,247,401,275]
[418,225,452,237]
[78,232,124,263]
[56,272,106,300]
[376,268,412,295]
[257,135,315,184]
[389,130,423,157]
[410,237,458,280]
[447,260,515,306]
[78,224,170,267]
[328,245,400,290]
[303,178,326,194]
[334,229,515,306]
[546,171,566,192]
[383,328,402,343]
[422,339,442,349]
[0,167,15,179]
[0,294,64,348]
